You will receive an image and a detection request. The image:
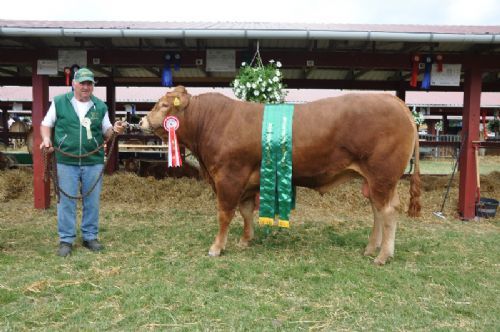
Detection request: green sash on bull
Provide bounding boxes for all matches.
[258,104,295,228]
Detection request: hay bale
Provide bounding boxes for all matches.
[101,172,212,210]
[0,168,33,202]
[0,152,12,170]
[421,175,458,192]
[0,163,498,223]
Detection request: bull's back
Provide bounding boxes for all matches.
[291,94,415,176]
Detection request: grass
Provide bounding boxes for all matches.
[408,155,500,175]
[0,169,499,330]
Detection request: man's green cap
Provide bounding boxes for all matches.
[74,68,95,83]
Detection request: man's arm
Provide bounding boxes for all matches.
[40,125,53,150]
[104,121,126,141]
[40,101,56,151]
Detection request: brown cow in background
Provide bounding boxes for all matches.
[140,86,421,265]
[9,120,30,150]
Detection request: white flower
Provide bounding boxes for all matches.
[231,58,287,104]
[241,62,247,66]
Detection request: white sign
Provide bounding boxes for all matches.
[206,49,235,72]
[58,50,87,71]
[431,64,462,86]
[36,60,58,75]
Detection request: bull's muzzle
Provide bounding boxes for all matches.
[139,117,152,133]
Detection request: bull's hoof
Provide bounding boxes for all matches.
[237,238,251,248]
[363,246,379,257]
[208,245,222,257]
[373,253,393,265]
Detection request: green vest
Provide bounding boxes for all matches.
[53,92,108,165]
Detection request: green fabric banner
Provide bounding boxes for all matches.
[258,104,295,228]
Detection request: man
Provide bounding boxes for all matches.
[40,68,125,257]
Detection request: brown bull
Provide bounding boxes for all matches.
[140,86,421,265]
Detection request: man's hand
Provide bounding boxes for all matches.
[40,137,54,153]
[113,121,126,134]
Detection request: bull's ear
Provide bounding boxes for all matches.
[172,86,190,110]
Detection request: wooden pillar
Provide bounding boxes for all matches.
[1,108,8,145]
[32,63,50,209]
[396,85,406,102]
[443,115,449,134]
[427,121,436,135]
[458,63,482,219]
[105,84,119,174]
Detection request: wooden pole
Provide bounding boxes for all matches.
[32,61,51,209]
[105,84,119,174]
[458,62,481,219]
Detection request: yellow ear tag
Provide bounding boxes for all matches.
[174,97,181,107]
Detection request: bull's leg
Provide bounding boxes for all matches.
[237,197,255,248]
[364,204,383,257]
[208,209,235,257]
[372,190,400,265]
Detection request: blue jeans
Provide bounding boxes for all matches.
[56,163,104,244]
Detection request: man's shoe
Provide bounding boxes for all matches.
[83,239,103,252]
[57,242,72,257]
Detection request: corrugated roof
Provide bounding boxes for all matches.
[2,20,500,34]
[1,19,499,93]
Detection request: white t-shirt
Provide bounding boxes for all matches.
[41,97,112,134]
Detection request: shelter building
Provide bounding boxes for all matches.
[1,20,499,219]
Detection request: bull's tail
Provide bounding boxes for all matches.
[407,131,422,217]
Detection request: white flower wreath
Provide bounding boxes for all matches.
[231,45,287,104]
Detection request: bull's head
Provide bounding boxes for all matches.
[139,85,190,135]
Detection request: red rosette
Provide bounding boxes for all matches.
[163,116,182,167]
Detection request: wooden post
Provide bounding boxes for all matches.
[32,62,51,209]
[105,84,119,174]
[458,63,482,219]
[1,108,9,146]
[396,85,406,102]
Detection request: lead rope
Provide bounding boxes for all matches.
[42,133,117,202]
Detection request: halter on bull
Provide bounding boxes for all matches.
[140,86,421,265]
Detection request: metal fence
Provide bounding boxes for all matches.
[419,134,461,158]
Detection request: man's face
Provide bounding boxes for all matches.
[73,80,94,101]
